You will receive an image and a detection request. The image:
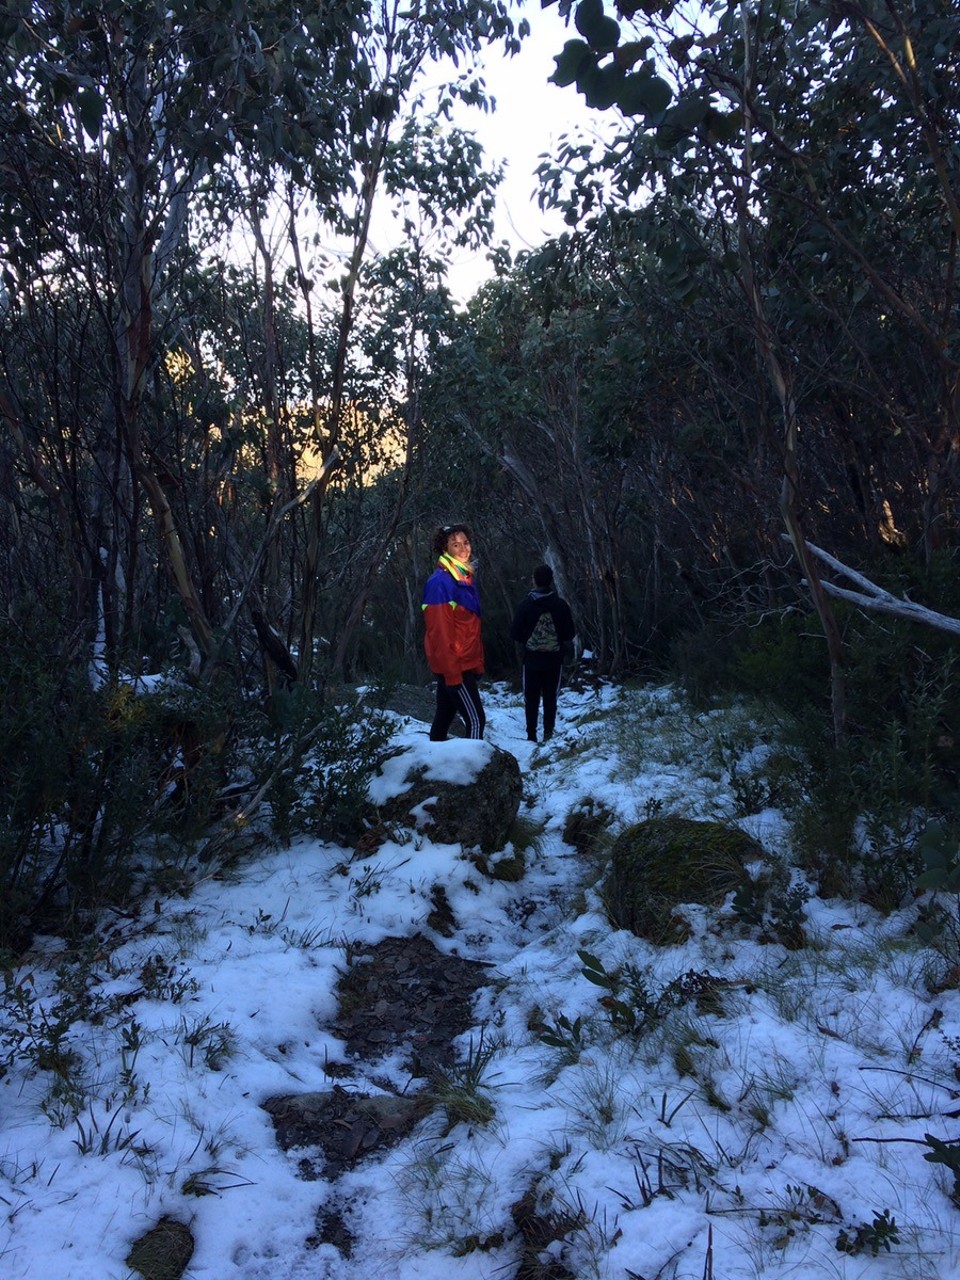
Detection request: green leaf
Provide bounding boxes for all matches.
[582,968,616,988]
[575,0,620,54]
[578,948,616,988]
[75,87,106,139]
[581,63,624,111]
[551,39,593,88]
[667,35,695,65]
[614,40,652,69]
[703,107,742,142]
[617,70,672,117]
[662,95,709,132]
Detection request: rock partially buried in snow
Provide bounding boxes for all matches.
[369,740,522,854]
[125,1217,194,1280]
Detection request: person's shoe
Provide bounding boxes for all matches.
[526,733,537,743]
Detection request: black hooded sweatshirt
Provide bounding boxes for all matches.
[510,588,576,671]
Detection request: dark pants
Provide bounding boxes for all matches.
[430,671,485,741]
[522,658,562,740]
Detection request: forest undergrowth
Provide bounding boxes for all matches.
[5,662,960,1278]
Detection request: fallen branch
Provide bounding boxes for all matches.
[792,539,960,638]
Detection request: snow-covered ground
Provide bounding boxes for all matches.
[3,680,960,1279]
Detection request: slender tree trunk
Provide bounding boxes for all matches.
[738,4,846,740]
[299,116,389,673]
[112,45,217,670]
[332,280,421,677]
[249,200,288,619]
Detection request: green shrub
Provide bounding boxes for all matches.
[669,619,742,705]
[0,653,241,951]
[836,1208,900,1257]
[256,681,395,847]
[787,654,960,909]
[730,609,832,725]
[0,597,399,953]
[704,582,960,910]
[0,613,89,951]
[0,601,243,952]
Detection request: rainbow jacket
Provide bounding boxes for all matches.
[422,555,484,686]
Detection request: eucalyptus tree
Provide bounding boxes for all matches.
[0,0,523,686]
[0,0,365,671]
[292,0,523,673]
[418,237,702,674]
[315,102,508,679]
[540,0,960,735]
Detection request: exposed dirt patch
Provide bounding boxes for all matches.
[263,932,492,1200]
[310,1208,356,1257]
[263,1086,426,1179]
[333,932,492,1076]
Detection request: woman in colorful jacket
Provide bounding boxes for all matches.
[422,524,486,741]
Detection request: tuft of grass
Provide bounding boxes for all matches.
[550,1190,622,1280]
[563,1059,633,1149]
[181,1165,255,1196]
[562,796,616,858]
[427,1027,504,1131]
[72,1103,150,1157]
[754,1051,801,1105]
[394,1140,503,1256]
[280,922,341,951]
[178,1014,237,1071]
[506,813,547,859]
[510,1177,587,1280]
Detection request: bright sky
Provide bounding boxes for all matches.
[5,679,960,1279]
[367,1,617,302]
[442,2,597,299]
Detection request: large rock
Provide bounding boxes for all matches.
[605,815,779,943]
[376,744,522,853]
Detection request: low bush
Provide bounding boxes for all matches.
[0,610,395,955]
[690,581,960,911]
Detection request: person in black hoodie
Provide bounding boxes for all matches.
[511,564,577,743]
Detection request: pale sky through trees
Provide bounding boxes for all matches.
[448,3,583,293]
[366,1,614,302]
[449,1,613,298]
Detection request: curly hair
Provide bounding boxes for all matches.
[433,524,472,556]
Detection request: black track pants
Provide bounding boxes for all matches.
[522,658,562,740]
[430,671,486,740]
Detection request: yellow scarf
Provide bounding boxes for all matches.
[439,553,473,583]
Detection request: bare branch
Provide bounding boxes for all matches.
[796,539,960,638]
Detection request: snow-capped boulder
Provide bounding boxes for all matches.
[369,740,522,854]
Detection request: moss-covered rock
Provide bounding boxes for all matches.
[605,816,775,943]
[126,1218,194,1280]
